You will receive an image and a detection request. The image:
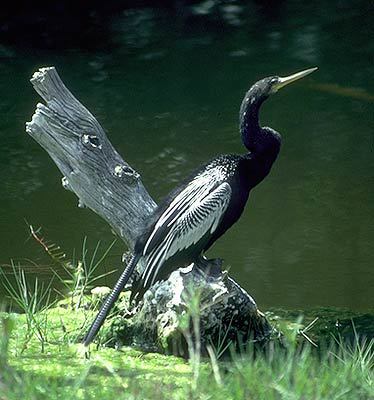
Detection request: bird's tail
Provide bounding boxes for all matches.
[82,253,141,346]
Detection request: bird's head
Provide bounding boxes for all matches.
[240,67,318,156]
[254,67,318,99]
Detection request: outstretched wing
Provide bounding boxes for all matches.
[133,173,232,299]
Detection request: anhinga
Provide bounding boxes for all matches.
[83,67,317,346]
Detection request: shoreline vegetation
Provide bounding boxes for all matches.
[1,300,373,399]
[0,237,373,399]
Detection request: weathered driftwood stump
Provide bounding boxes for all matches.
[26,67,273,354]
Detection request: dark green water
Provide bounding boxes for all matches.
[1,1,373,311]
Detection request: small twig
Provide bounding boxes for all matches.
[300,331,318,347]
[29,225,49,252]
[299,317,319,347]
[303,317,319,333]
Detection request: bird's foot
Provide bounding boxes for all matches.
[195,256,224,279]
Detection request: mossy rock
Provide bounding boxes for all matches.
[97,268,274,355]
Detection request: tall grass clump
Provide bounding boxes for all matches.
[0,230,118,354]
[193,322,374,400]
[177,295,373,400]
[53,237,117,310]
[30,226,117,309]
[0,263,54,353]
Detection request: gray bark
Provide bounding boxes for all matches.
[26,67,273,353]
[26,67,156,248]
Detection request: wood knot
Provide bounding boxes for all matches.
[82,134,102,149]
[114,165,139,182]
[61,176,70,190]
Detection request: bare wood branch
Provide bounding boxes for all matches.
[26,67,156,249]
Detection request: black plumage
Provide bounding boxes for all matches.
[83,67,317,346]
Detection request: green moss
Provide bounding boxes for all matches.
[1,304,373,399]
[1,304,191,400]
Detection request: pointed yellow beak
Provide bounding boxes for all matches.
[274,67,318,91]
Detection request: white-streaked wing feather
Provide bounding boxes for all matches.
[141,182,232,287]
[143,168,225,255]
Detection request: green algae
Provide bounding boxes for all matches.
[1,302,373,400]
[2,305,190,400]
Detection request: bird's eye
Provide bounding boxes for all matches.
[270,77,279,84]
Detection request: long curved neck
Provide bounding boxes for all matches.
[239,87,281,164]
[239,87,268,152]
